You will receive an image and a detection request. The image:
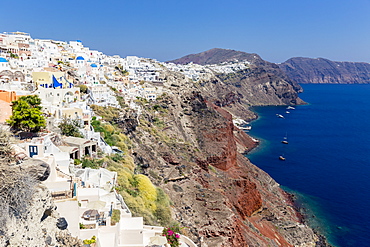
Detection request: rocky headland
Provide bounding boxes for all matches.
[280,57,370,84]
[115,49,325,246]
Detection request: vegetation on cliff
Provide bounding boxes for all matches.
[89,105,174,226]
[109,67,322,246]
[58,117,84,138]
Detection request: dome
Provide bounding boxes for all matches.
[76,56,85,61]
[76,40,82,43]
[0,57,8,62]
[90,63,97,68]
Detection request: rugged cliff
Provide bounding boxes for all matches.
[0,130,82,247]
[169,48,304,120]
[280,57,370,84]
[117,68,322,246]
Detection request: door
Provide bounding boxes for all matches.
[29,145,38,157]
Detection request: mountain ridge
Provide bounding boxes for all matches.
[168,48,261,65]
[279,57,370,84]
[170,48,370,84]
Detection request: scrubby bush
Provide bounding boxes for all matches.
[83,236,96,245]
[90,105,120,122]
[0,166,38,237]
[91,120,131,153]
[111,209,121,225]
[58,117,83,137]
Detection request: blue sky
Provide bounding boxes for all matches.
[2,0,370,63]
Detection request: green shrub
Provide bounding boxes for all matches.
[83,236,96,245]
[111,209,121,225]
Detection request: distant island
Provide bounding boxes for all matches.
[169,48,370,84]
[279,57,370,84]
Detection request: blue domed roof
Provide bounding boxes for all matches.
[76,40,82,43]
[90,63,97,68]
[76,56,85,61]
[0,57,8,62]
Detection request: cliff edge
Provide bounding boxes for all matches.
[280,57,370,84]
[117,67,321,246]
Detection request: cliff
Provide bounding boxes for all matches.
[116,68,321,246]
[280,57,370,84]
[168,48,304,120]
[0,129,82,247]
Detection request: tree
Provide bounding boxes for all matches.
[6,95,46,132]
[78,84,88,94]
[58,117,83,137]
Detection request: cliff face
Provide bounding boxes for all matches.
[168,49,304,121]
[0,158,82,247]
[280,57,370,84]
[168,49,304,123]
[121,70,319,246]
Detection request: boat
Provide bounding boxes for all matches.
[286,111,290,114]
[286,106,295,110]
[281,133,288,144]
[239,125,252,130]
[279,155,286,161]
[276,114,284,119]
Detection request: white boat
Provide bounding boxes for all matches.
[279,155,286,161]
[276,114,285,119]
[281,138,288,144]
[286,111,290,114]
[286,106,295,110]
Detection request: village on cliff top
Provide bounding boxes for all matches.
[0,31,257,247]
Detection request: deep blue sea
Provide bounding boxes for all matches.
[247,84,370,247]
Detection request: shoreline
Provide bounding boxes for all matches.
[284,191,332,247]
[245,104,332,247]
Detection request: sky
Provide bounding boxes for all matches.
[2,0,370,63]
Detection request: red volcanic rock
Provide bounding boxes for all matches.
[131,89,319,246]
[229,178,262,218]
[162,153,180,165]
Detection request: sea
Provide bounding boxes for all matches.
[246,84,370,247]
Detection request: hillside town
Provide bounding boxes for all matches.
[0,30,327,247]
[0,31,208,247]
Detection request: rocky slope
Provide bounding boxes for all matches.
[0,141,82,247]
[280,57,370,84]
[169,48,304,120]
[116,67,323,246]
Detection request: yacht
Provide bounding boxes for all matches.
[279,155,286,161]
[281,134,288,144]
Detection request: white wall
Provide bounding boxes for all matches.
[55,200,80,237]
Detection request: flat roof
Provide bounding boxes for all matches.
[63,136,96,146]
